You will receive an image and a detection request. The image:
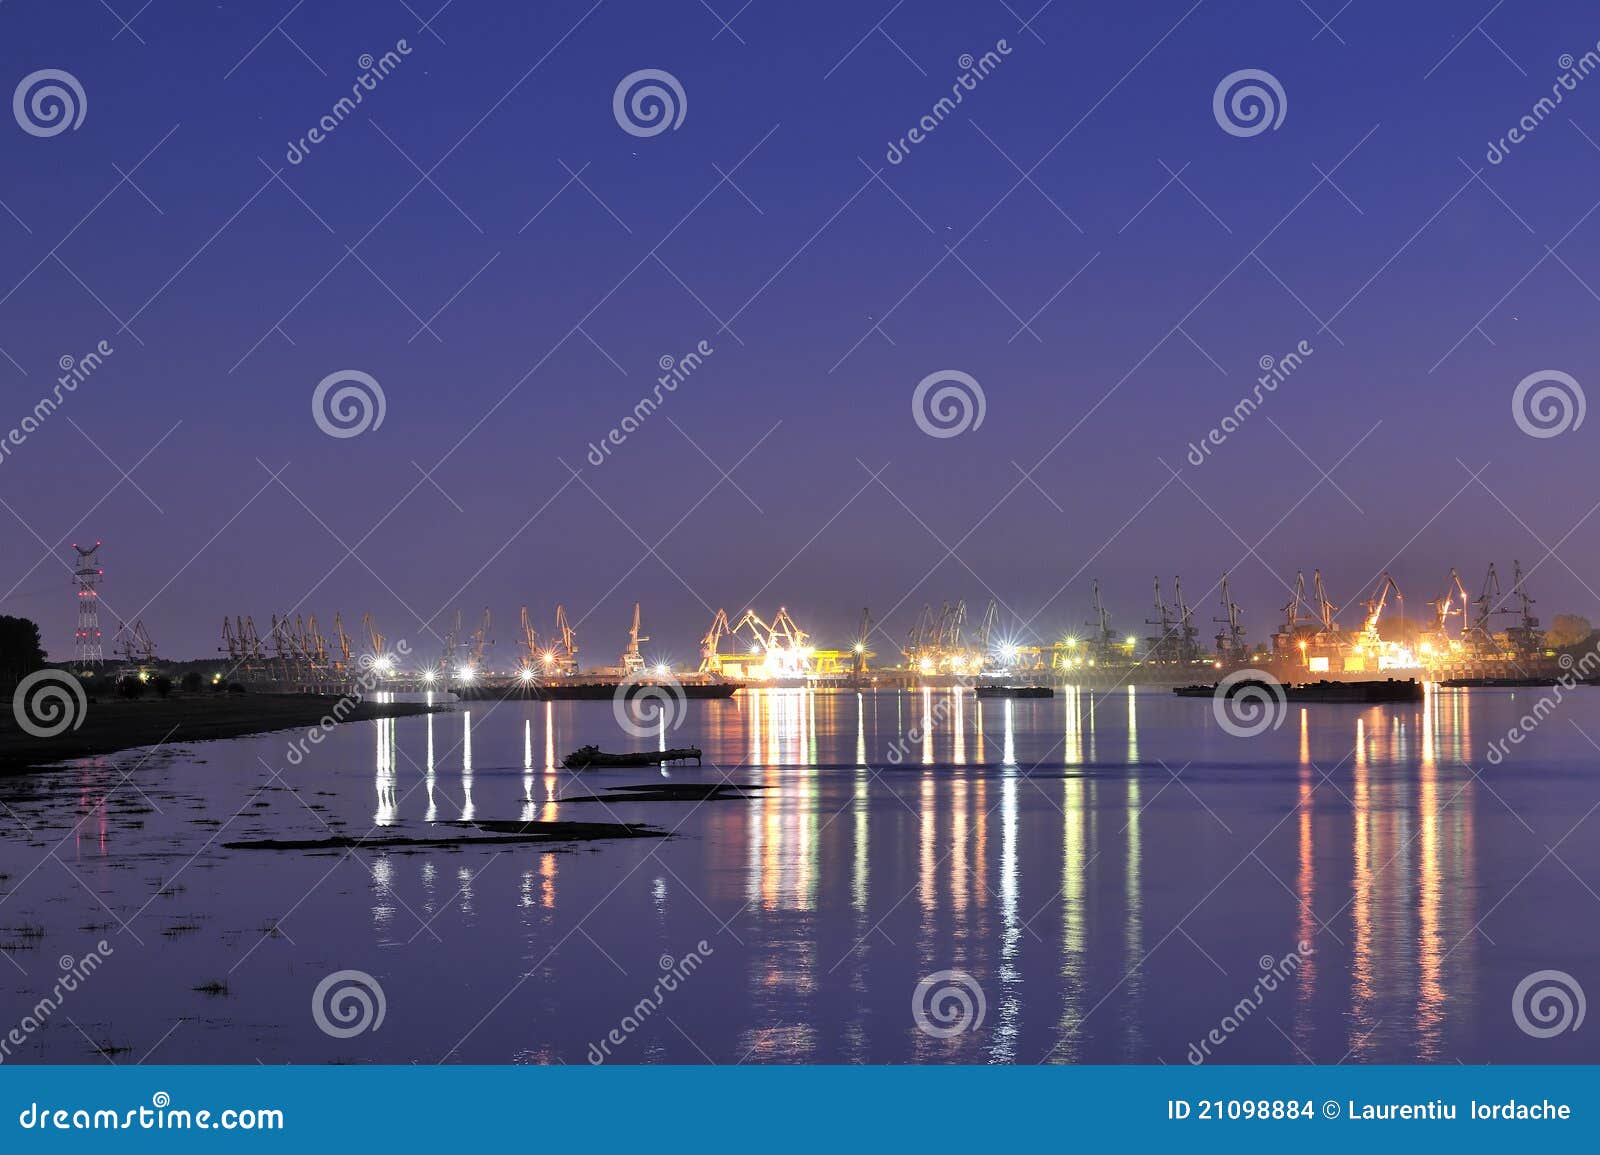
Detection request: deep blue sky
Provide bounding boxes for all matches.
[2,0,1596,662]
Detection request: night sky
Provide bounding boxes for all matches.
[2,0,1596,664]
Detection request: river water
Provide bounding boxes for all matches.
[1,685,1597,1065]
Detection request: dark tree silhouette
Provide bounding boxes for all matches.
[0,615,47,682]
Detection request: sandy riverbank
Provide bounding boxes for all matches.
[0,693,452,775]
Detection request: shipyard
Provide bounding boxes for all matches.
[127,559,1587,698]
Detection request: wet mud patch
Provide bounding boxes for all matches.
[223,819,667,852]
[564,782,765,803]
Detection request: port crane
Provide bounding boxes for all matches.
[362,612,387,665]
[1311,570,1339,633]
[547,604,578,674]
[1275,571,1307,652]
[1213,573,1247,662]
[1145,577,1205,661]
[1173,577,1202,660]
[973,598,999,664]
[852,607,874,675]
[1082,578,1123,662]
[305,614,328,668]
[1425,568,1472,649]
[517,606,539,674]
[700,606,814,678]
[1469,563,1503,648]
[220,615,267,677]
[465,607,493,671]
[332,612,352,672]
[1360,572,1402,647]
[700,609,733,674]
[113,619,156,667]
[1145,577,1177,657]
[1506,560,1542,658]
[620,602,649,674]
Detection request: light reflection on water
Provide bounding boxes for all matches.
[0,684,1592,1064]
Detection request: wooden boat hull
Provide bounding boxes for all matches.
[1175,678,1424,704]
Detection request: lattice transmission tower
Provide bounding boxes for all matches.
[72,541,104,668]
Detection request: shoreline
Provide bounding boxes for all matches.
[0,694,453,776]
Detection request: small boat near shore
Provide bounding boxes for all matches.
[974,684,1054,699]
[1438,676,1558,688]
[1174,678,1424,704]
[540,680,738,701]
[562,744,703,769]
[456,679,739,701]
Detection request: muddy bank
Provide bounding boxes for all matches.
[0,694,453,775]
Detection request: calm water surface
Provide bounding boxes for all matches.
[2,685,1598,1064]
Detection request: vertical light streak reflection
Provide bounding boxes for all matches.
[1063,685,1082,766]
[1294,727,1317,1048]
[1417,701,1443,1059]
[1121,769,1144,1058]
[521,718,535,822]
[540,852,557,909]
[919,772,936,920]
[951,775,969,921]
[371,854,395,934]
[1349,716,1377,1060]
[542,701,560,821]
[921,687,934,766]
[989,769,1022,1062]
[952,688,966,766]
[1126,686,1138,764]
[424,711,438,822]
[459,710,474,822]
[852,765,868,914]
[374,717,396,826]
[1085,691,1097,762]
[1054,773,1088,1062]
[748,687,762,765]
